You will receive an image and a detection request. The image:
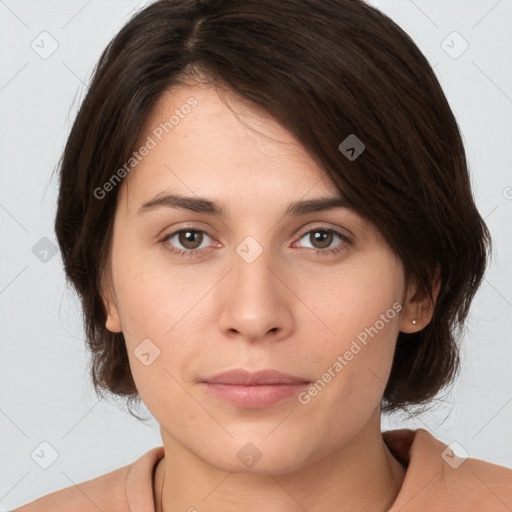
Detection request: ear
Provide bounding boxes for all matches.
[399,269,441,334]
[99,270,122,333]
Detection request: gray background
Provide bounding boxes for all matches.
[1,0,511,509]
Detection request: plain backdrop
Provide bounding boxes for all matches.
[1,0,511,509]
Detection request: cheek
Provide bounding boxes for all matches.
[111,246,201,342]
[110,254,214,407]
[292,251,404,346]
[294,252,403,408]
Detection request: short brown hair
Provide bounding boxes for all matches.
[54,0,491,416]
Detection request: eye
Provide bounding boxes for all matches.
[161,228,214,257]
[295,227,350,255]
[159,225,351,258]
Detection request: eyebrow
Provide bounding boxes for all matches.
[136,193,352,217]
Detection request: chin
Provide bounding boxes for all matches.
[198,434,317,475]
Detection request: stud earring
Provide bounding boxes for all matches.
[411,319,417,325]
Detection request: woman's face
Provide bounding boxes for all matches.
[102,84,418,474]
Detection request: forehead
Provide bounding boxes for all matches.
[119,84,339,208]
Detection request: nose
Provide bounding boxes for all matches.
[217,243,295,344]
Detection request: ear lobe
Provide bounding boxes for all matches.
[399,269,441,334]
[105,309,122,333]
[100,273,122,333]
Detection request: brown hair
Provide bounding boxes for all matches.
[54,0,491,417]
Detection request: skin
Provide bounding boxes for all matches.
[101,82,437,512]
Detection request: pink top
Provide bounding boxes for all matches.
[12,428,512,511]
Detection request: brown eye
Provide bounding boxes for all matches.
[162,229,213,255]
[309,230,334,249]
[296,227,350,255]
[178,230,204,249]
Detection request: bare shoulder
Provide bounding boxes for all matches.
[11,464,130,512]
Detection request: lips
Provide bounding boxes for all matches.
[201,368,310,385]
[200,369,311,408]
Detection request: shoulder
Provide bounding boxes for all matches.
[11,446,165,512]
[386,428,512,511]
[11,465,130,512]
[439,446,512,510]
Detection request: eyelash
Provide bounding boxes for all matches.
[159,225,351,258]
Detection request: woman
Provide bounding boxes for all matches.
[13,0,512,510]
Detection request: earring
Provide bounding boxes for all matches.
[411,319,417,325]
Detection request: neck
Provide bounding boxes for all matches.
[154,411,406,512]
